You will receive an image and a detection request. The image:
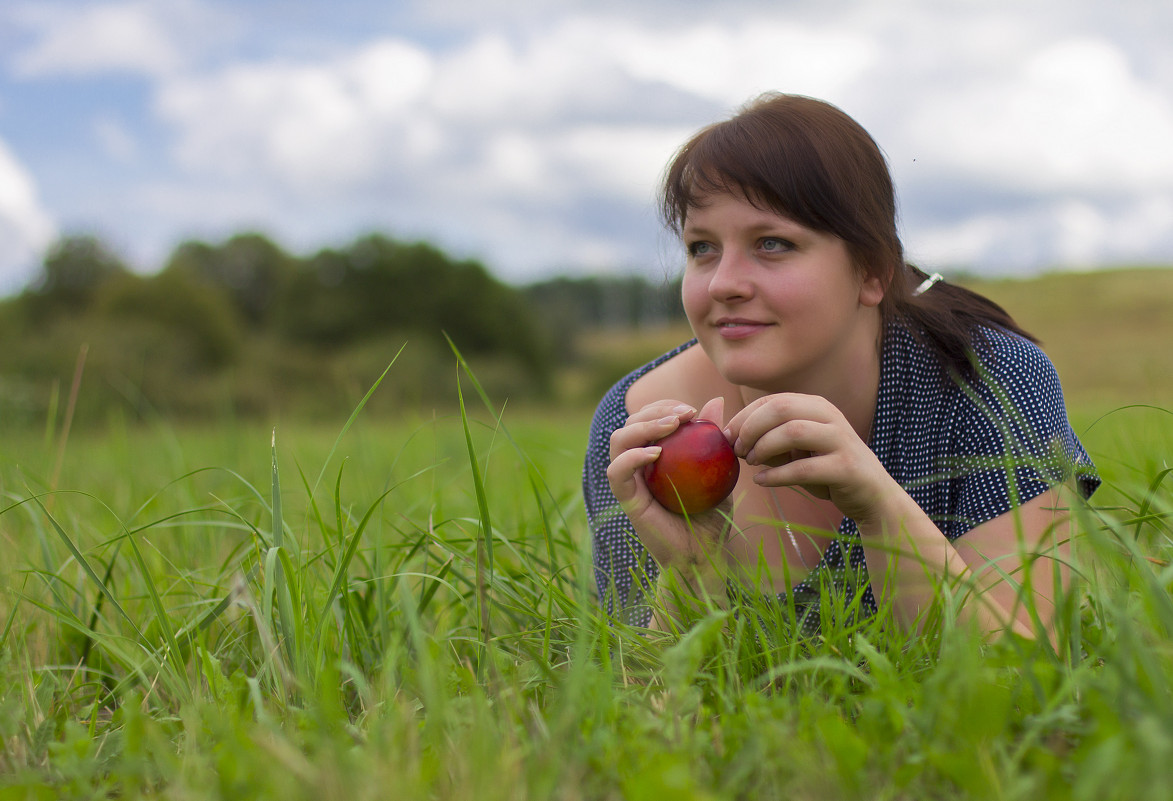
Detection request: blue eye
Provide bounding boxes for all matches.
[761,237,793,252]
[688,241,714,257]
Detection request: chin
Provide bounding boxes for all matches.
[699,337,792,387]
[715,347,810,389]
[714,361,786,392]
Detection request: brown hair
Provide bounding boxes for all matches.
[660,93,1036,376]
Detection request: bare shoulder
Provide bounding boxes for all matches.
[625,343,734,416]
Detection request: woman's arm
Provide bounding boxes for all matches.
[605,397,735,626]
[724,392,1072,641]
[853,484,1072,641]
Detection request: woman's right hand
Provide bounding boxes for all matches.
[605,396,733,579]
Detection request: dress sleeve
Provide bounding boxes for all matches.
[944,332,1100,540]
[582,380,658,625]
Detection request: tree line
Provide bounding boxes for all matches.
[0,232,686,428]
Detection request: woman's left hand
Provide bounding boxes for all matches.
[726,392,1073,644]
[723,393,900,525]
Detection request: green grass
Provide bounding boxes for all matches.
[1,361,1172,799]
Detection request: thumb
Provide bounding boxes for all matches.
[697,396,726,427]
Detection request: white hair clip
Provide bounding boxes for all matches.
[912,272,944,296]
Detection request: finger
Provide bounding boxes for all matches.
[731,394,838,458]
[728,394,805,458]
[742,420,837,467]
[750,455,833,498]
[606,445,662,510]
[628,400,696,425]
[610,412,689,461]
[722,394,776,443]
[697,396,726,427]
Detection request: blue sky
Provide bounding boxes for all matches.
[1,0,1171,295]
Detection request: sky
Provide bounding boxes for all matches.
[1,0,1171,296]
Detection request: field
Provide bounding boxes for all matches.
[962,267,1173,415]
[2,268,1173,799]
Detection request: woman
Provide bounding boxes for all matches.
[583,93,1099,639]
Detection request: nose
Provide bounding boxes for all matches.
[707,248,755,302]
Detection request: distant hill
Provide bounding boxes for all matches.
[959,267,1173,415]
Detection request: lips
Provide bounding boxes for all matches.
[714,317,773,339]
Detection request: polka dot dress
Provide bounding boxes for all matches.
[582,319,1100,632]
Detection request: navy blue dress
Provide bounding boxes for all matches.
[583,320,1100,631]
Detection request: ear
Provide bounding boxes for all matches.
[858,271,885,308]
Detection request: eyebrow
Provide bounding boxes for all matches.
[682,219,806,238]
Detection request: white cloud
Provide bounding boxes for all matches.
[13,1,180,77]
[0,139,57,293]
[153,18,878,214]
[606,19,879,106]
[9,0,232,78]
[907,193,1173,274]
[466,125,688,205]
[146,22,712,278]
[158,39,435,190]
[546,126,690,201]
[900,37,1173,194]
[144,10,1173,278]
[7,0,1172,284]
[421,16,878,126]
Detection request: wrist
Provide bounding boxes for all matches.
[661,557,728,598]
[852,479,921,539]
[652,558,730,627]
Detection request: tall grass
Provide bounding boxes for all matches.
[0,363,1170,799]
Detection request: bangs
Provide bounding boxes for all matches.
[660,112,834,236]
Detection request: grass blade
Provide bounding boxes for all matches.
[310,346,405,499]
[32,497,143,639]
[454,363,495,667]
[271,428,283,551]
[311,484,399,662]
[120,527,189,700]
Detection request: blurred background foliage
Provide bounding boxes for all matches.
[0,230,1169,433]
[0,231,687,430]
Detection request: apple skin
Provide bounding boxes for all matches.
[644,420,740,515]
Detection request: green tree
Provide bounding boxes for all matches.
[27,234,129,315]
[164,232,295,327]
[96,268,242,368]
[276,234,552,381]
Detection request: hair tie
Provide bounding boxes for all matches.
[912,272,944,296]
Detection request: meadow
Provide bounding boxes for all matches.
[2,268,1173,799]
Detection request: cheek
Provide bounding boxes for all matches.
[758,278,812,316]
[680,273,708,323]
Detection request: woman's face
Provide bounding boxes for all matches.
[680,191,884,394]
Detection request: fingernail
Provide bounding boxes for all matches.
[673,405,694,415]
[658,416,677,425]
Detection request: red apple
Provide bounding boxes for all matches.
[644,419,740,515]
